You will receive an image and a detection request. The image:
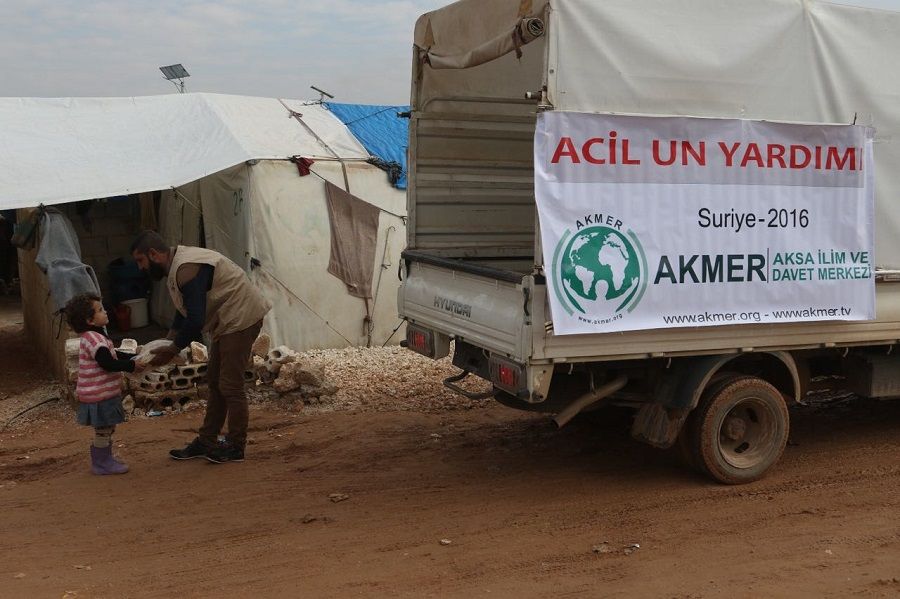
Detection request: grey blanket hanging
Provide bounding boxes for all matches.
[34,210,101,312]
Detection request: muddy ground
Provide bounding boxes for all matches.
[1,296,899,599]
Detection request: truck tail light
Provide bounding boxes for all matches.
[489,355,526,397]
[498,364,517,387]
[403,325,450,359]
[405,326,434,356]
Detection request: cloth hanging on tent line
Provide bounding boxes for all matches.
[324,181,381,300]
[290,156,315,177]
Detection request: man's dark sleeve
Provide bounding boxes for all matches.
[95,347,136,373]
[174,264,214,349]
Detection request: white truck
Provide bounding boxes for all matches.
[398,0,900,483]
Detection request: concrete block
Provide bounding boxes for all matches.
[170,377,193,390]
[177,364,199,377]
[265,358,283,375]
[268,346,298,365]
[135,386,200,411]
[142,371,169,384]
[139,381,167,392]
[65,338,81,359]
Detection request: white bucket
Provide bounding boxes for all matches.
[121,298,149,328]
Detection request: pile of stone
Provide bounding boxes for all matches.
[249,334,338,404]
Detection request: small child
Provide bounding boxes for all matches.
[64,293,147,475]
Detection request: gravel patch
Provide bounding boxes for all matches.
[258,343,493,414]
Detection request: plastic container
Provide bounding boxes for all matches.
[121,298,148,328]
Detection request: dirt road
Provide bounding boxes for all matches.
[1,298,899,598]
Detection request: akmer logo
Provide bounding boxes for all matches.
[552,218,648,323]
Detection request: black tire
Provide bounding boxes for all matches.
[676,372,743,473]
[686,376,789,484]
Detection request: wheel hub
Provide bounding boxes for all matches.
[718,397,778,468]
[724,416,747,441]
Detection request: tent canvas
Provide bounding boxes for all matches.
[0,93,370,210]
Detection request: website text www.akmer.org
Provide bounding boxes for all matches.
[662,306,852,325]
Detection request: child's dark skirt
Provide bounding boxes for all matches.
[77,395,126,427]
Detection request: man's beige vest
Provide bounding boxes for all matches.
[166,246,270,340]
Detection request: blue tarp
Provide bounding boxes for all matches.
[325,103,409,189]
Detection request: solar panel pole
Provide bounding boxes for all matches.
[159,64,191,94]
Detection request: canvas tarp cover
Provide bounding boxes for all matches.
[325,102,411,189]
[0,93,369,210]
[416,0,900,263]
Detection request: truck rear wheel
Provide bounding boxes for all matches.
[686,375,789,484]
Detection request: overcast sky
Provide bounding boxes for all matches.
[0,0,897,105]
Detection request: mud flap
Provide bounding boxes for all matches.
[630,403,689,449]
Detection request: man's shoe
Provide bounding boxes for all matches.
[169,437,212,460]
[205,444,244,464]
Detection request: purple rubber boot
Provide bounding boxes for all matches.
[90,445,129,475]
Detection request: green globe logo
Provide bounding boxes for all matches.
[556,226,645,316]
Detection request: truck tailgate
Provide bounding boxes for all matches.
[399,252,532,361]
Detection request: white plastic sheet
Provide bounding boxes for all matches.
[0,93,369,210]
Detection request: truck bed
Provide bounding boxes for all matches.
[401,250,900,365]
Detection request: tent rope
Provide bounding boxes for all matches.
[278,98,342,161]
[331,105,401,127]
[305,168,407,222]
[255,266,355,346]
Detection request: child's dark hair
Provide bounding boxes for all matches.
[65,293,102,333]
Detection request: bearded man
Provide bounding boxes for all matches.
[130,230,271,463]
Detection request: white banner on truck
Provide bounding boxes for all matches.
[535,112,875,335]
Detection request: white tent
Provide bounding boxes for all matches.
[2,93,407,355]
[0,93,370,208]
